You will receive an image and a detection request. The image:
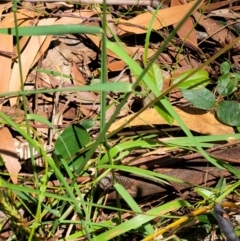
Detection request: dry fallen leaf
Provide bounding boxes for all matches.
[200,0,239,12]
[71,61,86,86]
[107,60,126,71]
[0,2,12,15]
[117,0,203,35]
[9,18,56,106]
[193,11,240,51]
[0,10,15,110]
[0,127,21,184]
[108,106,234,135]
[171,0,198,47]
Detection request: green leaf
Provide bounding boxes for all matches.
[154,101,174,123]
[217,73,238,96]
[80,119,95,129]
[215,177,226,195]
[54,124,90,170]
[173,69,209,89]
[194,187,214,200]
[148,63,163,90]
[216,101,240,126]
[197,215,212,225]
[220,61,230,74]
[235,73,240,81]
[181,88,216,110]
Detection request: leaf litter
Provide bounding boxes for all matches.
[0,0,240,240]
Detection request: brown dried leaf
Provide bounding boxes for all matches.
[0,2,12,15]
[108,107,234,135]
[200,0,239,12]
[9,18,56,106]
[12,10,42,57]
[117,0,202,35]
[0,9,16,109]
[171,0,198,46]
[107,60,126,71]
[1,106,25,123]
[71,62,86,86]
[0,37,12,109]
[0,127,21,184]
[31,10,96,67]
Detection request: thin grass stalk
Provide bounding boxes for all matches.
[0,83,131,98]
[99,1,123,238]
[12,0,38,183]
[12,1,42,239]
[143,3,162,66]
[100,0,108,132]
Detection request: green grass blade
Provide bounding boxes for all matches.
[114,183,155,235]
[0,25,102,36]
[99,140,160,164]
[0,82,132,98]
[98,164,191,185]
[95,200,192,241]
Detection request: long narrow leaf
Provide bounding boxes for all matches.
[0,25,102,36]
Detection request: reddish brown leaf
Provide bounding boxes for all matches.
[171,0,198,46]
[0,127,21,184]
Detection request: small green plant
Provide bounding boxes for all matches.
[180,61,240,126]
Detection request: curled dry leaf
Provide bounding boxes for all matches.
[108,106,234,135]
[0,127,21,184]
